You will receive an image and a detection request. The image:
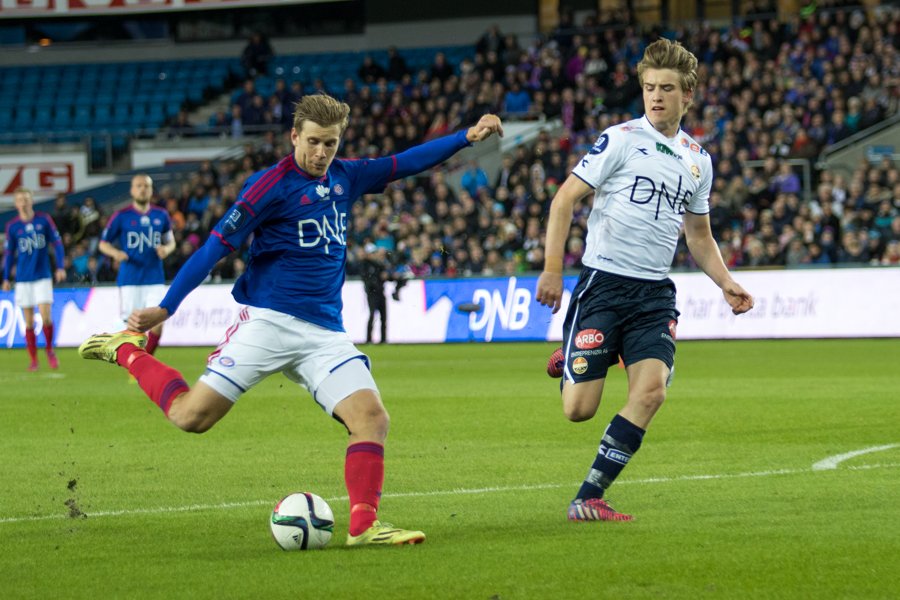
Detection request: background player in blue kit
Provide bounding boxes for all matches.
[79,93,503,546]
[2,187,66,371]
[99,174,175,355]
[536,39,754,522]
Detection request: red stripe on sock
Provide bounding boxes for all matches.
[121,350,189,416]
[346,442,385,536]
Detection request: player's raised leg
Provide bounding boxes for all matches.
[322,363,424,546]
[79,330,233,432]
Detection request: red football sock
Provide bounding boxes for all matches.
[116,345,189,416]
[345,442,385,536]
[25,329,37,363]
[43,322,55,352]
[145,331,161,355]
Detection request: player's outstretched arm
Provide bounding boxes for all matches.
[386,115,504,182]
[130,236,231,332]
[683,212,754,315]
[465,114,504,143]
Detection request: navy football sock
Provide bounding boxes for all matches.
[576,414,645,501]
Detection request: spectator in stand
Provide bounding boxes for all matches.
[241,32,274,78]
[78,196,103,255]
[429,52,454,83]
[386,47,410,82]
[358,55,387,84]
[460,160,490,198]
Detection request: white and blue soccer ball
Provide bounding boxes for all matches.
[270,492,334,551]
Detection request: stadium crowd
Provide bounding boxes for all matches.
[44,1,900,286]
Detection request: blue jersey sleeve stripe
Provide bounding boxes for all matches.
[244,165,286,206]
[236,199,256,217]
[244,161,289,205]
[243,167,280,204]
[211,230,237,252]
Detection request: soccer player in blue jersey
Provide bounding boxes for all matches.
[536,39,754,522]
[79,93,503,546]
[99,174,175,355]
[2,187,66,370]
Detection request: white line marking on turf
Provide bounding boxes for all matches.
[1,462,898,526]
[811,444,900,471]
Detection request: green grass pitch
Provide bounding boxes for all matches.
[1,339,899,599]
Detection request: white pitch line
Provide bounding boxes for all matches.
[2,462,898,526]
[811,444,900,471]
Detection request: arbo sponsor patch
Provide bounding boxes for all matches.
[575,329,604,349]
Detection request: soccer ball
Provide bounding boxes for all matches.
[270,492,335,551]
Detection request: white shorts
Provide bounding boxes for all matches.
[118,284,167,323]
[199,306,378,415]
[14,278,53,307]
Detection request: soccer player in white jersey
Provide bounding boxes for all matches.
[79,94,503,546]
[2,187,66,371]
[99,174,175,355]
[536,39,754,522]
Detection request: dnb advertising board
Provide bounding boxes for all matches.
[2,268,898,348]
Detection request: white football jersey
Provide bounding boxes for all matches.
[572,115,712,280]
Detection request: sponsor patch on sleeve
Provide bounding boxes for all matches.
[221,204,248,235]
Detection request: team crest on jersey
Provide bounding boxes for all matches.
[690,165,701,180]
[315,184,329,197]
[25,223,34,232]
[140,215,150,226]
[218,356,235,368]
[333,184,344,195]
[589,134,609,155]
[575,329,604,349]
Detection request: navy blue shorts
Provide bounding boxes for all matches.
[560,268,680,383]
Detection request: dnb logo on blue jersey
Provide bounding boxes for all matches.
[589,134,609,155]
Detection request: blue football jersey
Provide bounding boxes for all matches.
[101,206,172,285]
[213,154,406,331]
[3,212,64,283]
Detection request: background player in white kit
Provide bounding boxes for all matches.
[2,187,66,371]
[99,174,175,355]
[79,94,503,546]
[536,39,754,522]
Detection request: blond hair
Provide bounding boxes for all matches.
[13,187,33,197]
[292,93,351,132]
[637,38,699,112]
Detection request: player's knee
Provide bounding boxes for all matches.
[344,405,391,441]
[627,387,666,415]
[168,403,218,434]
[561,393,598,422]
